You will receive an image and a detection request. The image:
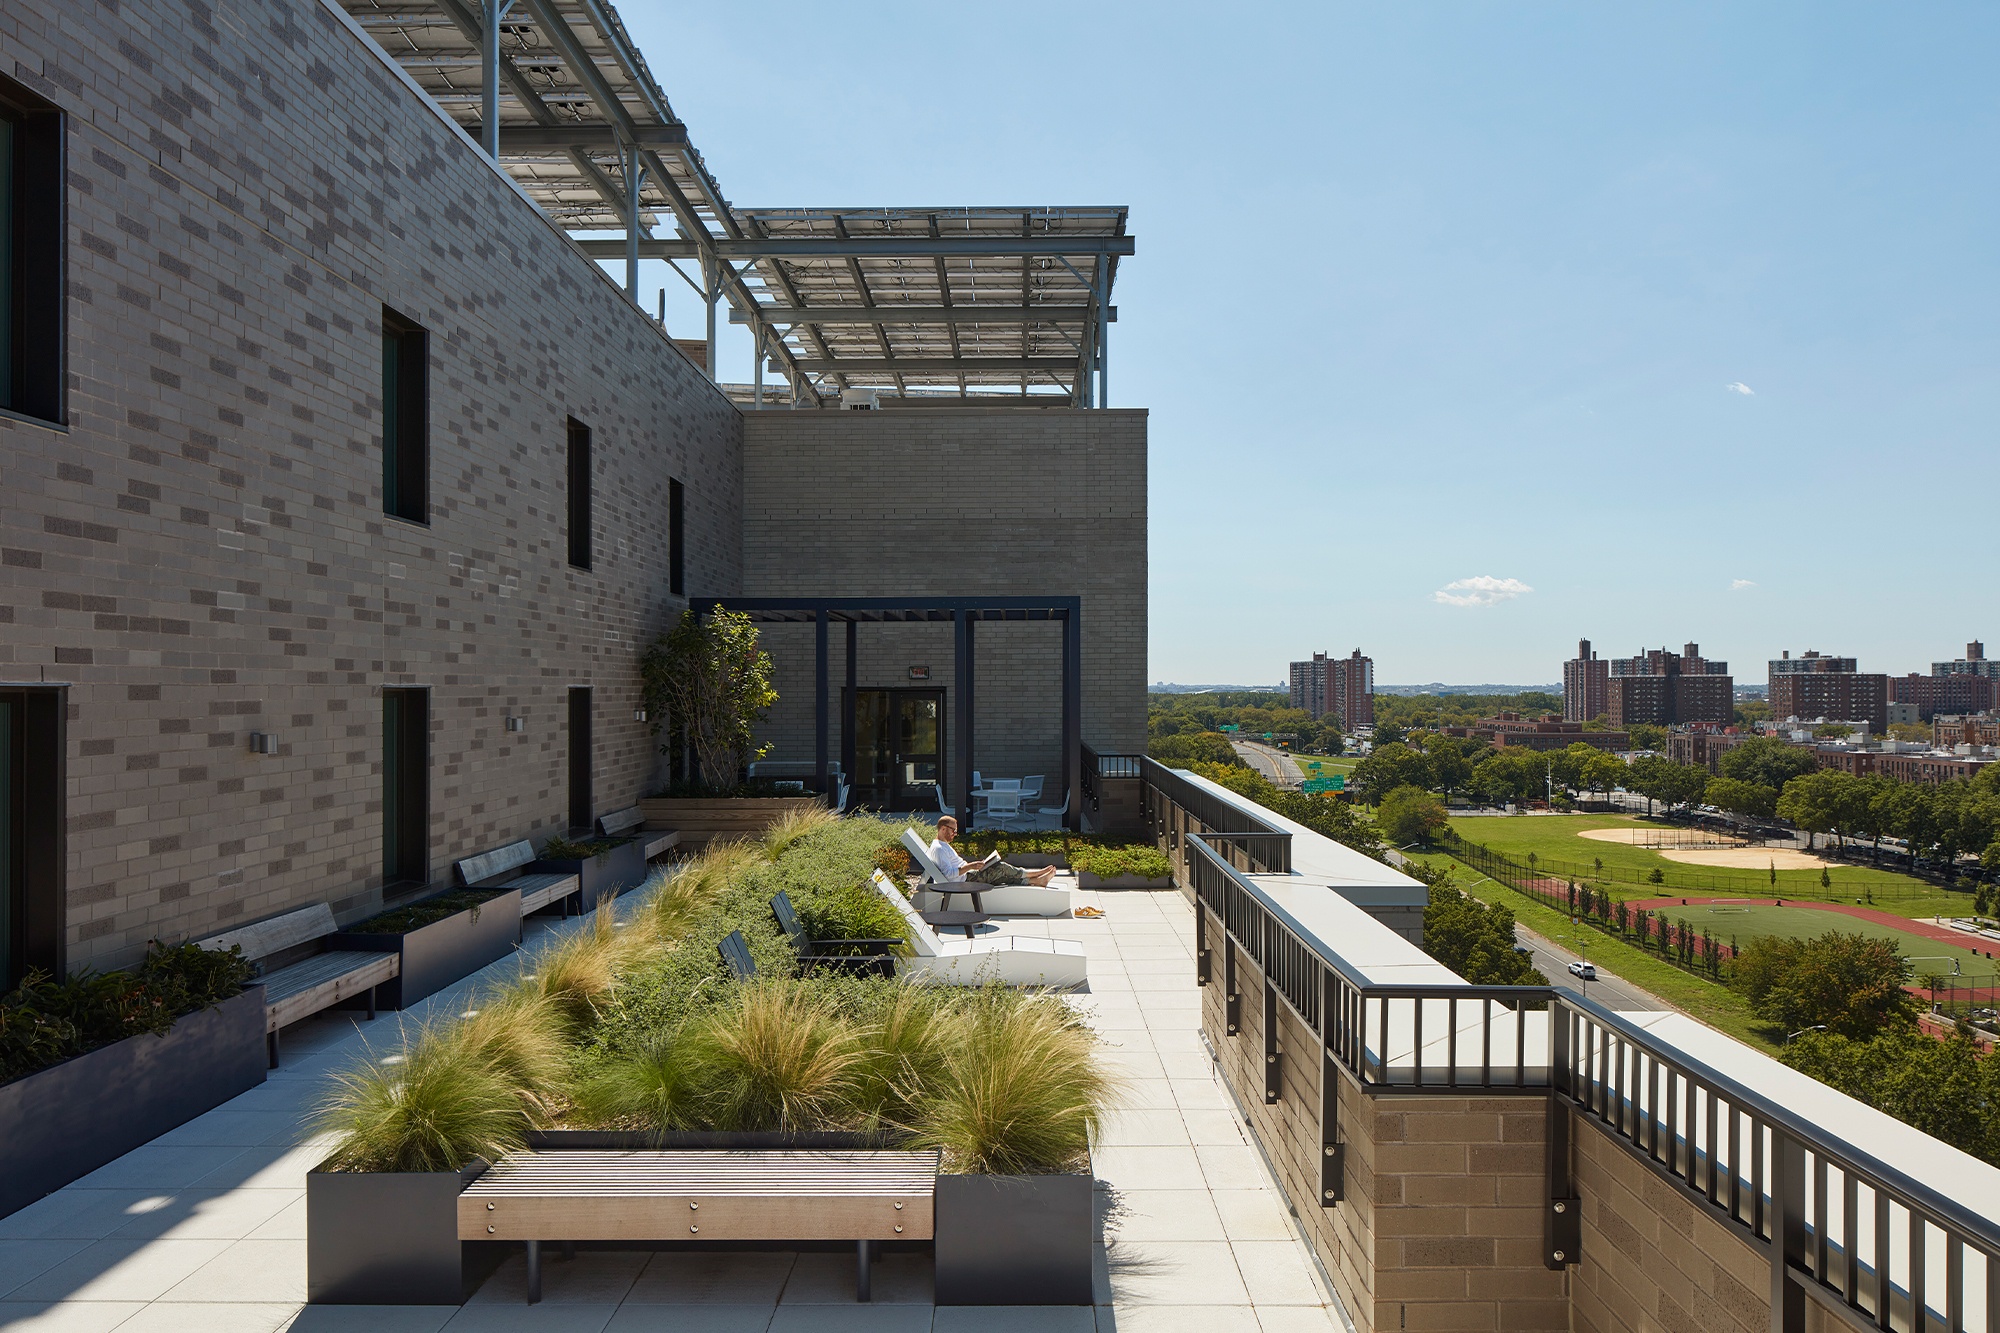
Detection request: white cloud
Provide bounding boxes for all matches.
[1433,576,1533,608]
[1725,381,1754,395]
[1730,578,1757,591]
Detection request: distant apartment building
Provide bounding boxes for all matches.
[1443,713,1627,753]
[1605,643,1733,726]
[1665,729,1754,774]
[1768,650,1888,733]
[1562,639,1609,723]
[1935,713,2000,748]
[1889,673,1996,722]
[1933,640,2000,679]
[1814,748,1993,784]
[1289,649,1374,729]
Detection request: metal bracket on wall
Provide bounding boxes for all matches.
[1546,1010,1580,1268]
[1224,941,1240,1037]
[1263,979,1282,1104]
[1320,1046,1344,1205]
[1195,906,1209,986]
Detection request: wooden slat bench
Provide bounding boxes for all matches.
[456,841,581,921]
[197,904,399,1068]
[458,1149,939,1303]
[598,806,679,862]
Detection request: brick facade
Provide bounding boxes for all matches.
[2,0,742,970]
[739,409,1147,793]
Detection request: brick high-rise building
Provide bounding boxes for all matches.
[1767,651,1889,734]
[1605,643,1733,726]
[1562,639,1610,723]
[1932,641,2000,680]
[1290,650,1373,729]
[1889,674,1997,723]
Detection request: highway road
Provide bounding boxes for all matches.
[1511,923,1656,1012]
[1232,739,1304,787]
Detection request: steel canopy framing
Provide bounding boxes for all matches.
[335,0,1129,406]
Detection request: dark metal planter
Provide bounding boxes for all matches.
[0,986,267,1220]
[526,1129,902,1151]
[307,1159,504,1304]
[329,887,521,1009]
[934,1172,1094,1305]
[1077,872,1174,890]
[532,838,647,912]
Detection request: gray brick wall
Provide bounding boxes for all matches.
[739,408,1147,799]
[0,0,742,969]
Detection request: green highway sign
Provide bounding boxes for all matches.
[1308,761,1323,772]
[1219,725,1239,733]
[1332,774,1345,790]
[1301,777,1336,793]
[1263,733,1273,740]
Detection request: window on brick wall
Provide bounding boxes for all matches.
[0,76,64,427]
[382,688,429,888]
[669,478,685,595]
[381,307,428,524]
[0,688,65,990]
[568,687,593,831]
[567,418,592,570]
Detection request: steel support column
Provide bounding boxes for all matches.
[814,610,829,795]
[1096,263,1110,408]
[480,0,510,160]
[1546,1006,1580,1269]
[841,619,857,792]
[1062,607,1081,829]
[953,611,974,824]
[1771,1130,1807,1333]
[623,142,644,303]
[704,258,719,382]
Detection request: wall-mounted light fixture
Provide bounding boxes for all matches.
[634,709,648,723]
[505,716,524,732]
[248,732,278,755]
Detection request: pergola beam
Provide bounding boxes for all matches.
[788,356,1074,374]
[575,236,1137,260]
[466,124,689,151]
[729,304,1113,325]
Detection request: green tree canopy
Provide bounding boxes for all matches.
[1719,736,1820,791]
[1729,932,1915,1039]
[1420,880,1548,986]
[1377,785,1449,847]
[1784,1029,2000,1166]
[1706,776,1778,821]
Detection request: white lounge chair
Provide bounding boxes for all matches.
[870,871,1087,989]
[899,826,1071,918]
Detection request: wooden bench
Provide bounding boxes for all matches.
[458,1149,939,1303]
[455,841,581,921]
[598,806,679,862]
[197,904,400,1068]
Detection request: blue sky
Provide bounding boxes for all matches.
[616,2,2000,687]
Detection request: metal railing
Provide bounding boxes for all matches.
[1150,768,2000,1327]
[1143,758,1293,876]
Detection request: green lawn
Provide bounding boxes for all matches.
[1406,849,1778,1051]
[1290,752,1357,775]
[1447,814,1956,915]
[1658,903,1999,984]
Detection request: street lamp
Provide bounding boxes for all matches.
[1786,1024,1827,1044]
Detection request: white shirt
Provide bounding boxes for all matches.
[930,838,967,880]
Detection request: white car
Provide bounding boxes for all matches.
[1568,961,1597,981]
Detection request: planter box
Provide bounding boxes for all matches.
[533,837,647,911]
[330,888,521,1010]
[992,852,1067,870]
[935,1172,1093,1305]
[307,1159,504,1304]
[0,986,267,1220]
[1077,872,1174,890]
[637,795,825,849]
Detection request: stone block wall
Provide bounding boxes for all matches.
[0,0,742,969]
[740,408,1147,798]
[1199,902,1567,1333]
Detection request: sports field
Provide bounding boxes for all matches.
[1637,901,1999,980]
[1446,813,1955,915]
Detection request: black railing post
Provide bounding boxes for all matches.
[1264,976,1282,1104]
[1195,902,1209,986]
[1225,938,1240,1037]
[1771,1128,1806,1333]
[1321,970,1344,1205]
[1547,1002,1580,1269]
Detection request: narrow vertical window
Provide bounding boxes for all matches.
[382,689,429,887]
[567,418,592,569]
[0,75,65,426]
[0,688,65,989]
[381,307,428,523]
[568,687,593,830]
[669,478,685,595]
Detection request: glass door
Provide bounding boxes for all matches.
[891,690,944,810]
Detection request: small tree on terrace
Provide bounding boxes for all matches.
[639,608,779,788]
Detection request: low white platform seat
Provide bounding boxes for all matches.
[598,806,680,861]
[197,904,399,1068]
[899,827,1071,918]
[869,871,1087,988]
[456,840,580,922]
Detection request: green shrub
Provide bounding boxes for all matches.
[1068,845,1171,880]
[0,941,254,1085]
[316,1019,531,1173]
[540,835,621,863]
[349,890,504,934]
[917,988,1110,1175]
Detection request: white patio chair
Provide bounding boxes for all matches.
[1020,775,1044,803]
[982,788,1025,830]
[870,870,1086,988]
[899,827,1070,917]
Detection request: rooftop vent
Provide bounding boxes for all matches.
[840,388,880,411]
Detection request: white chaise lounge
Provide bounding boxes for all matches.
[899,827,1071,918]
[870,871,1088,989]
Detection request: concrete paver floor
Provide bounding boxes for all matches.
[0,880,1347,1333]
